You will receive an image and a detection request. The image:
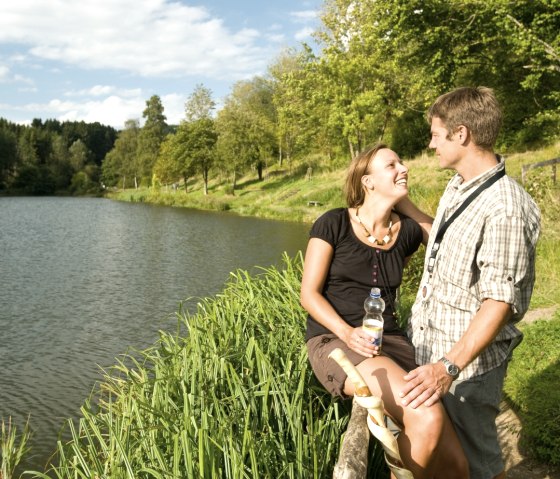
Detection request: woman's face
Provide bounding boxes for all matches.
[364,148,409,199]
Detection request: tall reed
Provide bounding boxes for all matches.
[26,253,385,478]
[1,417,31,479]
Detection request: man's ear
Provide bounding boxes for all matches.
[456,125,468,144]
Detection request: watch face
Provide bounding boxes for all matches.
[447,364,459,376]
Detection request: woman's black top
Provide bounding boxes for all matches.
[305,208,422,341]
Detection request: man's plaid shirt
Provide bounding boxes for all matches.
[408,158,541,380]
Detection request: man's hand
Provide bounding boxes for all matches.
[399,362,453,408]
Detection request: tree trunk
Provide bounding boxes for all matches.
[203,168,209,195]
[348,139,356,159]
[183,174,188,193]
[122,176,126,190]
[134,176,138,190]
[333,400,369,479]
[232,170,237,196]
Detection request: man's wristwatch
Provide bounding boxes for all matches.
[439,357,460,379]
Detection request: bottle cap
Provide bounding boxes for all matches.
[370,287,381,297]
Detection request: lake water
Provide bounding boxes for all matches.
[0,197,310,472]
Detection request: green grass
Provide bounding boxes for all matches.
[503,312,560,465]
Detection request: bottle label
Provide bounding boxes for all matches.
[363,318,383,347]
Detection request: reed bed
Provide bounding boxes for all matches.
[26,253,385,478]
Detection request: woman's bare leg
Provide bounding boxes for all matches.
[344,356,467,479]
[433,410,469,479]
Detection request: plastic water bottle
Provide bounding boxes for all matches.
[362,287,385,347]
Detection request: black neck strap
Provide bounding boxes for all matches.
[427,167,506,274]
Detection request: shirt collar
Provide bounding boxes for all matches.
[450,155,505,193]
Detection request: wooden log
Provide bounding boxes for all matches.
[332,400,370,479]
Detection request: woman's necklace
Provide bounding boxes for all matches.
[355,208,393,245]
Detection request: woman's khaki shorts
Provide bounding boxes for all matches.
[306,333,417,397]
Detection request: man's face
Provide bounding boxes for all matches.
[429,116,461,169]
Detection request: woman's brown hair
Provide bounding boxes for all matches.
[344,143,387,208]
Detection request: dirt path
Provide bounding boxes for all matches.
[497,306,559,479]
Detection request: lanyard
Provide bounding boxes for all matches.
[427,168,506,274]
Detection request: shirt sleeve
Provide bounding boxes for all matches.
[309,210,340,248]
[404,218,423,257]
[476,214,534,316]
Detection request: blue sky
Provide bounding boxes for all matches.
[0,0,322,128]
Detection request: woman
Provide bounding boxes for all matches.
[300,144,468,479]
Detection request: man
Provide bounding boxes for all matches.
[399,87,541,479]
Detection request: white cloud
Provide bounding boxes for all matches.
[0,0,271,80]
[290,10,318,22]
[4,89,189,128]
[0,65,9,80]
[63,85,141,98]
[295,27,315,41]
[0,64,35,86]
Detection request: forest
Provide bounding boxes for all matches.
[0,0,558,196]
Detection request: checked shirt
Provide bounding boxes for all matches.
[408,158,541,380]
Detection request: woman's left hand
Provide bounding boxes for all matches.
[346,326,381,358]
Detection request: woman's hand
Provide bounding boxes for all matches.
[343,326,381,358]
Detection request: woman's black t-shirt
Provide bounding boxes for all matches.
[305,208,422,341]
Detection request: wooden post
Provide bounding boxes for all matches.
[332,400,370,479]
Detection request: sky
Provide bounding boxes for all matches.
[0,0,322,128]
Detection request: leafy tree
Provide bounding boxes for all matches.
[269,48,317,165]
[180,85,217,195]
[48,134,73,190]
[69,139,92,173]
[216,78,277,186]
[102,119,140,189]
[153,133,184,188]
[0,126,17,189]
[137,95,168,184]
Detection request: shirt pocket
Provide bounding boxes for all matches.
[433,243,481,314]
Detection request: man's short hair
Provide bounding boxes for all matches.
[428,87,502,149]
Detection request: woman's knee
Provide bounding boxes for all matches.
[404,403,445,439]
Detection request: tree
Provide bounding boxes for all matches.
[176,85,217,195]
[153,131,198,191]
[269,48,317,166]
[137,95,168,184]
[102,119,140,189]
[0,126,17,189]
[216,78,277,186]
[69,139,91,173]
